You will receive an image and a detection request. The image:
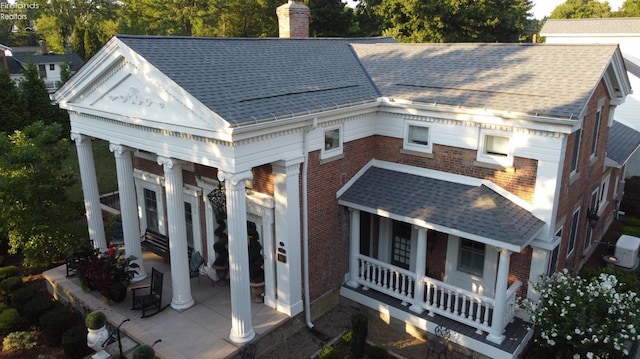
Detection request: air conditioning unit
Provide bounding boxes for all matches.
[613,235,640,269]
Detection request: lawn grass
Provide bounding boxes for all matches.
[65,139,118,204]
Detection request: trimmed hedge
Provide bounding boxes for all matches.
[0,266,18,281]
[10,286,38,313]
[62,325,93,359]
[40,305,75,346]
[22,295,54,325]
[0,276,25,296]
[0,308,26,336]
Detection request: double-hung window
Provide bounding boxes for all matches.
[458,239,485,277]
[571,129,582,174]
[144,188,159,232]
[567,208,580,257]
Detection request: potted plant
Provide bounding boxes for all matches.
[248,223,265,303]
[76,244,139,303]
[212,221,229,285]
[85,310,109,352]
[132,344,155,359]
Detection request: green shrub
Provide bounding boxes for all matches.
[61,325,93,359]
[0,276,25,295]
[368,345,389,359]
[341,330,352,344]
[85,310,106,329]
[317,345,339,359]
[621,216,640,227]
[0,266,18,281]
[2,330,38,352]
[132,344,156,359]
[10,286,38,313]
[350,312,368,358]
[23,296,53,325]
[0,308,26,336]
[0,303,8,312]
[40,305,74,346]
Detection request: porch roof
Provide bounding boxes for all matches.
[337,165,544,252]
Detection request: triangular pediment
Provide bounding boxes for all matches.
[54,37,231,138]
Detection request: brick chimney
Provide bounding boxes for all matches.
[276,1,310,38]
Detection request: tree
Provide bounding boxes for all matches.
[376,0,533,43]
[0,67,26,133]
[352,0,384,37]
[549,0,612,19]
[619,0,640,16]
[19,62,56,125]
[523,269,640,358]
[0,121,82,268]
[308,0,355,37]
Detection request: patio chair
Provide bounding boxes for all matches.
[426,325,450,358]
[131,268,168,318]
[189,251,205,284]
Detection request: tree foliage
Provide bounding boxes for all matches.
[375,0,533,43]
[549,0,612,18]
[0,68,26,133]
[0,122,82,268]
[619,0,640,16]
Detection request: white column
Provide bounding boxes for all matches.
[110,144,147,281]
[273,159,304,316]
[158,156,194,311]
[347,208,360,288]
[71,133,106,251]
[410,227,426,314]
[487,248,511,344]
[261,207,277,309]
[218,169,255,344]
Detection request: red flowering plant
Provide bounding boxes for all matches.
[76,243,139,302]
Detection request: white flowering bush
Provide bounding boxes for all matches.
[522,269,640,358]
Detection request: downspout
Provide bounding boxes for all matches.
[302,117,317,329]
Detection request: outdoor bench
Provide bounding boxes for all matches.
[140,229,194,262]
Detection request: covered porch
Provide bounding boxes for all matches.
[43,251,288,359]
[337,160,545,357]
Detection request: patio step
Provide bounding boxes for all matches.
[84,336,138,359]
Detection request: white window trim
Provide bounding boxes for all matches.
[321,125,343,159]
[134,170,166,235]
[590,109,601,159]
[477,129,513,167]
[570,128,582,176]
[599,176,610,213]
[184,184,203,256]
[403,120,432,153]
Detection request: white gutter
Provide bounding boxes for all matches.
[302,117,317,329]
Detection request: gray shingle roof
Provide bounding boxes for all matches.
[116,36,381,126]
[338,166,544,249]
[351,43,618,119]
[12,53,84,71]
[607,121,640,166]
[541,18,640,35]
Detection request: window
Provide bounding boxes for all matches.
[585,189,599,251]
[144,188,159,231]
[322,126,343,159]
[591,110,601,157]
[391,222,411,269]
[599,177,609,210]
[477,130,513,167]
[567,208,580,257]
[49,64,55,71]
[185,202,194,249]
[458,239,485,277]
[571,129,581,174]
[403,121,432,152]
[547,245,560,276]
[37,64,47,79]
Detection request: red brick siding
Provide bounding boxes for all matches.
[554,80,611,273]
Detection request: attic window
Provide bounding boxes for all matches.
[477,130,513,167]
[403,121,432,153]
[322,125,343,159]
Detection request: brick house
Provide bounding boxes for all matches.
[53,2,633,358]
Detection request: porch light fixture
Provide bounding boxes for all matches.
[207,182,227,220]
[587,208,600,229]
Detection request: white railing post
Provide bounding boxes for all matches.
[487,248,511,344]
[410,228,427,314]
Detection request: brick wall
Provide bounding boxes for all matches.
[554,80,611,273]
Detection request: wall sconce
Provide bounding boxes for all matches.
[586,208,600,229]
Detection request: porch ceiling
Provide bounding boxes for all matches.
[337,166,544,251]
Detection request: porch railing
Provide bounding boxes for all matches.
[354,254,521,336]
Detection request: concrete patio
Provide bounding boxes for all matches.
[43,251,289,359]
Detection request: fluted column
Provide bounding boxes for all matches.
[71,133,106,250]
[347,208,360,288]
[110,144,147,281]
[410,227,427,314]
[218,169,255,344]
[273,158,304,316]
[487,248,511,344]
[158,156,194,311]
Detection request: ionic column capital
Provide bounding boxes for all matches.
[157,156,182,170]
[217,170,253,186]
[70,132,92,144]
[109,143,133,158]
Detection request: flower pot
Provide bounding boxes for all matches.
[212,264,229,286]
[87,326,109,352]
[108,283,128,303]
[250,281,265,303]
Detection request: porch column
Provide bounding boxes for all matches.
[71,133,107,251]
[157,156,194,311]
[110,144,146,281]
[410,227,426,314]
[218,169,255,344]
[487,247,511,344]
[347,208,360,288]
[273,158,303,316]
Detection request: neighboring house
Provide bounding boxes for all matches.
[541,18,640,177]
[52,3,633,359]
[0,41,84,92]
